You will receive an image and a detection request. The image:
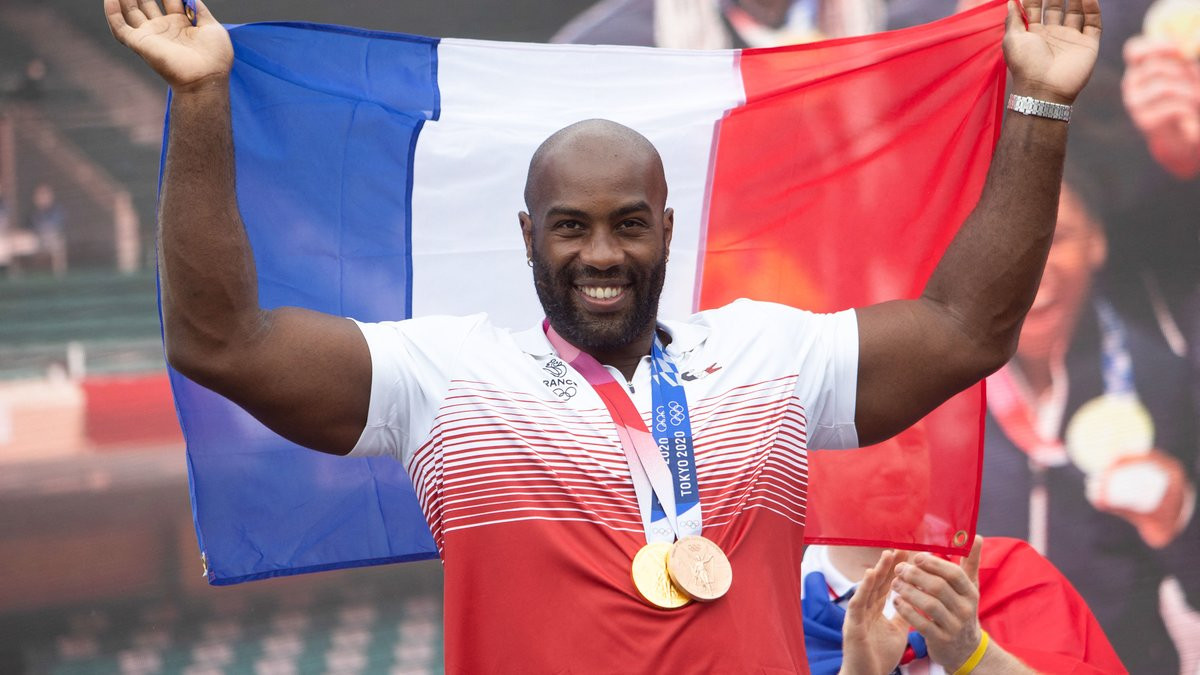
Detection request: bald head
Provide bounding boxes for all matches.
[523,119,667,215]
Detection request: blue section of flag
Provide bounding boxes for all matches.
[164,23,442,584]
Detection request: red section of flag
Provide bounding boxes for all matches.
[698,1,1008,554]
[83,373,184,448]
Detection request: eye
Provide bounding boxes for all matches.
[616,219,648,232]
[554,220,585,232]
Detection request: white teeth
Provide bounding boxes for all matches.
[580,286,622,299]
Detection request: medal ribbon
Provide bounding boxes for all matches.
[649,336,702,537]
[1094,297,1135,395]
[544,322,701,542]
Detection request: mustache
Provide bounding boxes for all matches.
[554,264,639,284]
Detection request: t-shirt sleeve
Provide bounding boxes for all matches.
[710,299,858,450]
[790,307,858,450]
[348,314,483,466]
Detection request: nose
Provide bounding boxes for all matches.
[579,229,624,270]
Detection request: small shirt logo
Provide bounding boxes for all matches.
[680,363,722,382]
[542,358,578,401]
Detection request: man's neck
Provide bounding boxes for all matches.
[825,545,885,585]
[586,325,660,382]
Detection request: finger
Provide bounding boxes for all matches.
[1024,0,1042,25]
[962,536,983,588]
[1130,103,1200,133]
[852,568,881,611]
[1063,0,1084,31]
[162,0,184,15]
[862,552,895,607]
[137,0,163,19]
[908,555,979,606]
[193,0,220,27]
[893,595,939,637]
[1006,1,1027,34]
[117,0,149,28]
[898,560,958,609]
[910,553,970,593]
[1041,0,1064,25]
[1125,79,1200,111]
[1080,0,1101,39]
[894,580,956,633]
[104,0,134,41]
[1125,36,1191,65]
[1125,59,1200,89]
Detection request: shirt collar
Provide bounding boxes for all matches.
[511,316,711,358]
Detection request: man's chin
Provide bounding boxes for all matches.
[561,320,635,352]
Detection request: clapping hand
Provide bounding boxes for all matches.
[840,549,910,675]
[891,536,985,672]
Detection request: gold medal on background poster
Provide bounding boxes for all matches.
[1064,393,1155,475]
[1144,0,1200,58]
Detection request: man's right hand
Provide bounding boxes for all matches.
[105,0,233,93]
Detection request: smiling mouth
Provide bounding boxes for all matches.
[575,285,629,307]
[578,285,625,299]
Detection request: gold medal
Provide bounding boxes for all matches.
[1145,0,1200,58]
[666,535,732,602]
[632,543,692,610]
[1064,393,1155,475]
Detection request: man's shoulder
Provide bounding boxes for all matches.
[353,312,533,355]
[684,298,851,331]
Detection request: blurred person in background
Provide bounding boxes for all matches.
[978,164,1200,674]
[804,428,1124,674]
[1122,0,1200,180]
[29,182,66,277]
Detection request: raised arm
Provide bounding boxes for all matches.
[106,0,370,454]
[854,0,1102,445]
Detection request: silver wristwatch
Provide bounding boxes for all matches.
[1007,94,1072,123]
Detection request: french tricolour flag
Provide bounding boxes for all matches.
[173,1,1005,584]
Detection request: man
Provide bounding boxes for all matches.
[979,169,1200,674]
[105,0,1101,671]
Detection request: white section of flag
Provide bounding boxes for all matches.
[409,39,746,328]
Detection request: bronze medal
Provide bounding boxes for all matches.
[666,535,732,602]
[632,543,692,610]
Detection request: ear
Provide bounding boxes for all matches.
[519,211,535,261]
[663,207,675,258]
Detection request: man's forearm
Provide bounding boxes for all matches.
[158,77,262,383]
[921,101,1069,372]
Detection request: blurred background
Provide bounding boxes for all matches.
[2,0,1198,673]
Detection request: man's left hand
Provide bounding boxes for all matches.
[892,536,984,672]
[1003,0,1102,104]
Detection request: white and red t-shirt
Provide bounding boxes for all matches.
[351,299,858,673]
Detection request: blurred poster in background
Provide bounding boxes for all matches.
[2,0,1198,673]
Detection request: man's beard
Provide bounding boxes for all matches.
[531,250,667,353]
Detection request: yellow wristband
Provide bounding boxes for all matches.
[952,630,990,675]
